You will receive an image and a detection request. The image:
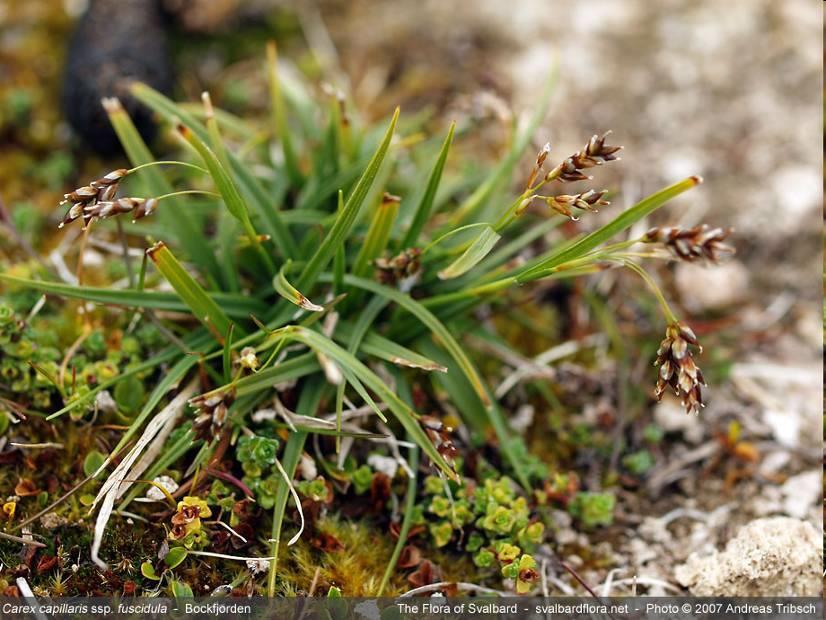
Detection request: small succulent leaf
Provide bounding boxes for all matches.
[164,546,188,569]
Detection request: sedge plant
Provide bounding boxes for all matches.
[0,44,733,595]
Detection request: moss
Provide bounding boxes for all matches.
[277,515,405,596]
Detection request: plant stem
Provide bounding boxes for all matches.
[378,442,419,595]
[618,258,678,323]
[127,160,208,176]
[155,190,220,201]
[267,431,307,597]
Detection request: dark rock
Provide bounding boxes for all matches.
[62,0,174,156]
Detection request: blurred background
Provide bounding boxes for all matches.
[0,0,820,593]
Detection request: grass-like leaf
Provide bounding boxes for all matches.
[147,242,237,342]
[437,225,501,280]
[352,195,399,279]
[278,326,457,480]
[273,261,324,312]
[293,108,399,296]
[267,41,303,187]
[518,176,703,282]
[104,97,223,286]
[325,274,491,406]
[0,275,267,318]
[175,123,274,273]
[401,122,455,248]
[130,82,296,260]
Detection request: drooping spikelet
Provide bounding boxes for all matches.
[82,197,158,223]
[654,322,706,416]
[58,168,129,228]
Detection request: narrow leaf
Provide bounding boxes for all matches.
[273,261,324,312]
[319,274,490,406]
[147,242,236,342]
[285,327,456,480]
[104,97,222,286]
[401,122,455,247]
[0,275,267,318]
[175,123,274,273]
[234,352,318,397]
[267,41,303,187]
[129,82,296,259]
[437,225,501,280]
[294,108,399,295]
[517,176,703,282]
[360,332,447,372]
[352,194,400,279]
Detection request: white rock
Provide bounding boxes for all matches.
[675,517,822,596]
[675,260,749,313]
[145,475,179,501]
[762,408,800,449]
[780,470,820,519]
[653,396,704,443]
[757,450,790,477]
[367,454,398,479]
[94,390,118,415]
[298,453,318,481]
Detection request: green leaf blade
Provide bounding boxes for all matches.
[147,242,237,342]
[437,225,501,280]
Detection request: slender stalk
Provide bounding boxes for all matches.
[618,258,678,323]
[378,443,419,595]
[267,431,308,597]
[127,160,208,176]
[115,218,134,287]
[155,190,220,201]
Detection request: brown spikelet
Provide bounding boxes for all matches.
[420,415,458,461]
[543,189,610,220]
[58,168,130,228]
[189,389,236,440]
[374,248,422,286]
[526,142,552,189]
[654,322,706,416]
[546,131,622,183]
[80,197,159,227]
[643,225,734,263]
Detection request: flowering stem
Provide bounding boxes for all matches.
[155,190,221,201]
[127,160,208,176]
[618,258,678,323]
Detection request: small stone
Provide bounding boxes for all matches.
[145,475,179,501]
[653,396,704,443]
[780,470,820,519]
[367,454,398,479]
[94,390,118,415]
[675,517,821,596]
[39,512,67,530]
[757,450,789,477]
[675,260,748,313]
[762,408,800,449]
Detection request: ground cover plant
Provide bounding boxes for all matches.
[0,43,734,597]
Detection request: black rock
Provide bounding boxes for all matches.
[62,0,174,156]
